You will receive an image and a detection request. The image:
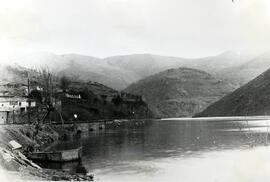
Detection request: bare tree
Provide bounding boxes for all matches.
[36,67,57,124]
[38,67,55,105]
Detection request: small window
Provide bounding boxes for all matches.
[19,102,21,106]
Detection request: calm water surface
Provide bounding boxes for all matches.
[46,119,270,182]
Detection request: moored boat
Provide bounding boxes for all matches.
[28,147,82,162]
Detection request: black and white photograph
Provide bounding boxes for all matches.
[1,0,270,181]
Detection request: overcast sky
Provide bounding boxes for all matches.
[0,0,270,60]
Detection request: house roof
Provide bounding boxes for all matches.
[0,96,35,102]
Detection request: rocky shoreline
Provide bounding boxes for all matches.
[0,124,93,181]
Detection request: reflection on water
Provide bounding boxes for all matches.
[44,119,270,181]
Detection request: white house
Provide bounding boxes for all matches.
[65,93,81,99]
[0,96,36,124]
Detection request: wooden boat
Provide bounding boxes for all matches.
[28,147,82,162]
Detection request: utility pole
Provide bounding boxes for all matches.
[49,75,52,125]
[27,77,31,124]
[12,108,14,124]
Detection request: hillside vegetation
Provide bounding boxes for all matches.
[125,67,234,118]
[196,68,270,117]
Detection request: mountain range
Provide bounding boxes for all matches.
[4,50,265,90]
[2,50,270,118]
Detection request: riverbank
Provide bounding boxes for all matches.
[162,116,270,122]
[0,124,93,181]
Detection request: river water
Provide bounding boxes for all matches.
[45,119,270,182]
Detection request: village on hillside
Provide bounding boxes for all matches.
[0,67,151,125]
